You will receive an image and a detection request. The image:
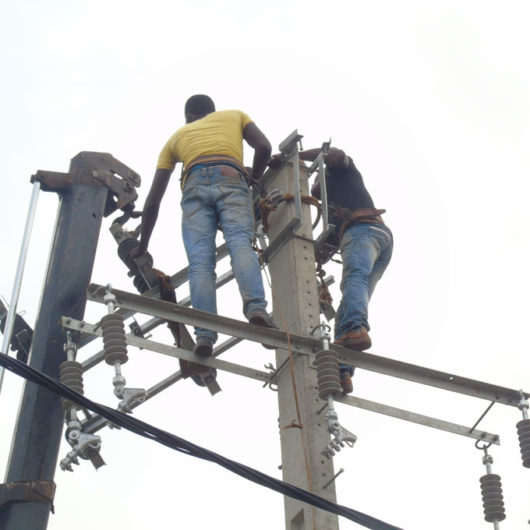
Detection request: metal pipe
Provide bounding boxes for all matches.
[0,181,40,393]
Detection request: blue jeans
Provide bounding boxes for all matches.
[181,166,267,343]
[335,222,393,373]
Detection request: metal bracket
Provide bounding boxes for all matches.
[260,131,305,264]
[79,152,141,215]
[60,432,104,472]
[322,400,357,459]
[0,480,56,512]
[117,387,147,413]
[30,152,141,216]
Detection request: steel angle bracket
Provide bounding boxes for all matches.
[61,317,272,385]
[85,284,530,407]
[335,394,500,445]
[260,130,305,264]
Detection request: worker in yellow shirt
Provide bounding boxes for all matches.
[133,95,275,358]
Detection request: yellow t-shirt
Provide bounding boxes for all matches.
[157,109,253,173]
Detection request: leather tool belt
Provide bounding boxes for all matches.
[181,155,248,187]
[330,205,387,243]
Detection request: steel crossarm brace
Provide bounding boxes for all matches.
[335,394,500,444]
[61,318,271,384]
[86,283,529,407]
[78,244,230,349]
[80,269,237,370]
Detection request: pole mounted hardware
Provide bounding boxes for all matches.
[30,152,141,216]
[59,331,105,471]
[312,324,357,459]
[516,391,530,468]
[258,131,305,264]
[476,441,506,528]
[101,285,146,408]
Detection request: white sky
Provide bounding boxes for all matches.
[1,1,530,529]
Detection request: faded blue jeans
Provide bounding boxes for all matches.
[181,165,267,344]
[335,222,393,373]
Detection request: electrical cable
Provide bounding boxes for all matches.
[0,351,402,530]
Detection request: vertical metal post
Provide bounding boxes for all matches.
[266,160,340,530]
[0,156,109,530]
[0,181,40,392]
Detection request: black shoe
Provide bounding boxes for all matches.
[193,336,213,358]
[248,310,277,349]
[191,368,218,387]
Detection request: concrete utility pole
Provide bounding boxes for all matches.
[266,159,340,530]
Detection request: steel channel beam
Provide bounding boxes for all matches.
[66,316,501,445]
[335,395,500,445]
[86,283,528,407]
[62,318,271,384]
[80,269,237,370]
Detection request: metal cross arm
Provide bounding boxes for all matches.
[61,318,272,385]
[336,394,499,445]
[87,283,304,352]
[332,346,528,407]
[86,283,529,407]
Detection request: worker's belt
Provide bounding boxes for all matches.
[187,164,243,179]
[181,155,248,187]
[330,205,387,243]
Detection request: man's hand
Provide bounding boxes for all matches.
[268,154,284,170]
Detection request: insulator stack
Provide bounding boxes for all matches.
[101,313,128,365]
[59,360,84,411]
[479,473,506,523]
[315,349,342,400]
[117,238,154,293]
[516,419,530,468]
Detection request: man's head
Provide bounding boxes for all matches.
[185,94,215,123]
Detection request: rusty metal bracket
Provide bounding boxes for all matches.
[79,152,141,215]
[30,151,141,216]
[0,480,56,513]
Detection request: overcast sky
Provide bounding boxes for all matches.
[1,1,530,529]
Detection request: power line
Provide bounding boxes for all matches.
[0,351,402,530]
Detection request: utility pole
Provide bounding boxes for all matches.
[266,157,340,530]
[0,153,139,530]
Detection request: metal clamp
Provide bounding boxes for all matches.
[60,432,103,472]
[117,387,147,413]
[322,398,357,458]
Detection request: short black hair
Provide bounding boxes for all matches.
[184,95,215,119]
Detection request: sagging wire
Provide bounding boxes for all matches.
[0,351,402,530]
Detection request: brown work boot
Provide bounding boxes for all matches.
[334,327,371,351]
[340,371,354,394]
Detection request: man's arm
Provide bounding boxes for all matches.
[299,147,350,169]
[243,122,272,180]
[133,168,172,256]
[299,147,350,199]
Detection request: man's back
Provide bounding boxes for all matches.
[157,109,253,173]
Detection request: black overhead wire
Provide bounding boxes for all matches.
[0,352,403,530]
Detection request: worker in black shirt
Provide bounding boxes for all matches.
[299,147,393,394]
